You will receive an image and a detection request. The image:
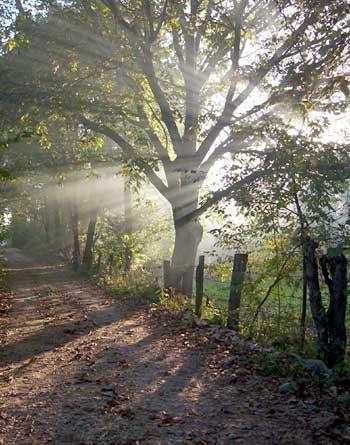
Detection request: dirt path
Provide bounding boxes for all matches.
[0,248,342,445]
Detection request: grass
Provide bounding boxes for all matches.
[202,277,318,349]
[204,279,231,308]
[204,278,303,312]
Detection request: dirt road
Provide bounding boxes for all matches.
[0,248,340,444]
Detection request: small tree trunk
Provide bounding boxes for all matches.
[227,253,248,330]
[43,209,51,244]
[108,254,114,275]
[195,255,205,317]
[300,254,308,349]
[124,182,133,273]
[41,194,51,243]
[69,200,81,271]
[320,252,347,366]
[82,207,98,270]
[51,189,61,240]
[53,205,61,239]
[293,191,308,349]
[304,237,328,355]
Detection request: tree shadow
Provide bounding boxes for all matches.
[1,255,153,369]
[0,304,122,368]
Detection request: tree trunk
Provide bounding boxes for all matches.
[108,254,114,275]
[195,255,205,317]
[303,237,328,354]
[124,182,132,273]
[293,191,308,349]
[304,237,348,366]
[320,253,347,366]
[69,200,81,271]
[300,254,308,349]
[169,184,203,295]
[42,199,51,244]
[227,253,248,330]
[171,217,203,295]
[82,207,98,270]
[53,201,61,240]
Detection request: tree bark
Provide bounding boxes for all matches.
[52,197,61,240]
[304,237,348,366]
[195,255,205,317]
[293,191,308,349]
[124,182,132,273]
[42,195,51,244]
[227,253,248,330]
[320,253,347,366]
[69,200,81,271]
[169,183,203,295]
[300,254,308,349]
[171,216,203,295]
[303,237,329,354]
[82,207,98,270]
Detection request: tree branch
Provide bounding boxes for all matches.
[80,116,169,197]
[176,168,271,225]
[154,0,169,40]
[141,47,182,150]
[137,105,170,162]
[15,0,25,14]
[196,12,317,164]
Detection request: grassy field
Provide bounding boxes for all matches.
[202,277,316,346]
[204,278,303,312]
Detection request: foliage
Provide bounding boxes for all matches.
[2,0,350,294]
[100,268,158,302]
[255,353,307,379]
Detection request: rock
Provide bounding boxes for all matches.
[278,382,298,394]
[210,330,222,342]
[220,356,236,369]
[192,317,209,328]
[328,386,338,397]
[302,359,333,380]
[286,353,333,380]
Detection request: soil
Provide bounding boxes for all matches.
[0,248,347,445]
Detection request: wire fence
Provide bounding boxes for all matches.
[154,260,317,341]
[152,254,350,346]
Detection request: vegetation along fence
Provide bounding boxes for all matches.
[162,255,350,350]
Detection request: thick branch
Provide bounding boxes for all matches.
[15,0,25,13]
[141,47,182,149]
[154,0,169,40]
[137,105,170,162]
[199,136,256,181]
[81,116,169,197]
[176,168,271,225]
[197,13,317,164]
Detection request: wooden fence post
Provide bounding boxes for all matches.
[195,255,205,317]
[227,253,248,330]
[163,260,171,288]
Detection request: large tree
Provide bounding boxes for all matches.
[1,0,350,293]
